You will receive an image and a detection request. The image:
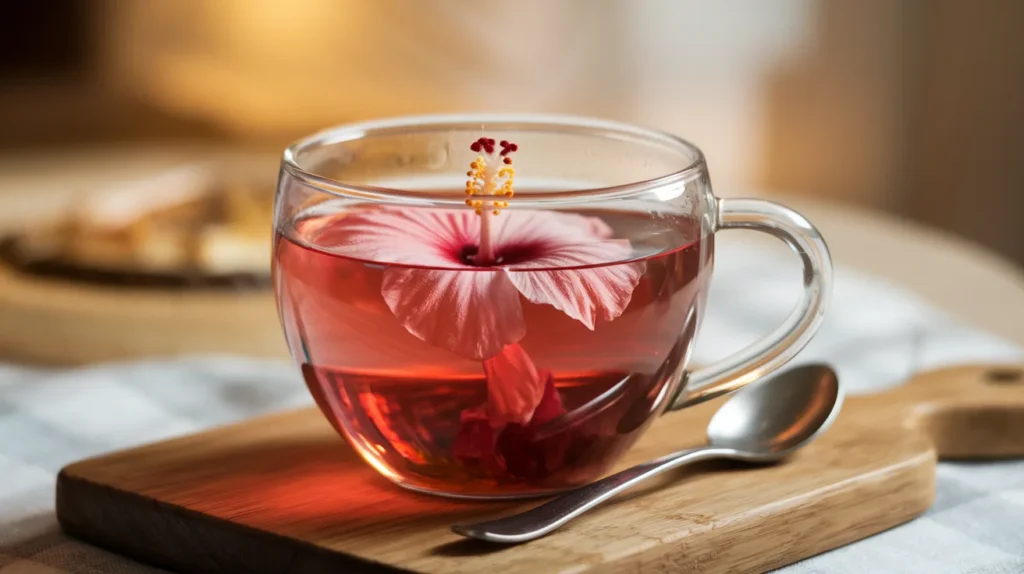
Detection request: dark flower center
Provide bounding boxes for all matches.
[458,242,547,267]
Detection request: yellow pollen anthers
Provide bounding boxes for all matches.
[465,138,517,216]
[465,155,487,197]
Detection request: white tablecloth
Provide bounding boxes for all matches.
[1,245,1022,573]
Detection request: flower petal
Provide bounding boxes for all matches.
[481,343,548,427]
[526,373,565,428]
[452,406,504,473]
[312,207,479,267]
[492,210,615,247]
[496,376,573,480]
[505,239,645,329]
[308,206,641,356]
[382,268,525,360]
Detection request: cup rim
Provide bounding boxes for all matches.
[281,113,708,205]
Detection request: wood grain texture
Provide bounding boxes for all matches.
[55,364,1024,573]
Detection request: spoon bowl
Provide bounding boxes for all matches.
[707,364,842,457]
[453,363,842,544]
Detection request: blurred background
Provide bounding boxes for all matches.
[0,0,1022,365]
[1,0,1021,264]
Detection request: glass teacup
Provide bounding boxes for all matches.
[272,114,831,499]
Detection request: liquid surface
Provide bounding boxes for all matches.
[274,207,713,496]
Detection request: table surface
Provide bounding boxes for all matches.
[786,197,1024,347]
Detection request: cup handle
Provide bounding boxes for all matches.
[666,198,833,411]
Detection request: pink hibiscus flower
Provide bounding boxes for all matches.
[321,138,644,433]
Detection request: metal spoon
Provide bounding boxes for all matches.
[452,364,842,544]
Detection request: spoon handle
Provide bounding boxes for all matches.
[452,446,732,543]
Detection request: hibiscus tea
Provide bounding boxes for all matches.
[274,205,713,498]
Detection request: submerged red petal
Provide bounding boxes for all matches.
[498,372,570,479]
[453,344,570,478]
[453,372,570,479]
[528,371,565,426]
[452,406,503,473]
[481,343,548,426]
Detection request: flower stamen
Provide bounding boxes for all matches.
[465,137,518,264]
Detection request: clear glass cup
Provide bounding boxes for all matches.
[272,114,832,499]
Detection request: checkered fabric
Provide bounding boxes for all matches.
[1,244,1021,573]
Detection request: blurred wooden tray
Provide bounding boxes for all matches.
[0,262,285,365]
[0,147,288,365]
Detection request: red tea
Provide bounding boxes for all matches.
[273,206,712,497]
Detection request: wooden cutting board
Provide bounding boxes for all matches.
[56,363,1024,573]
